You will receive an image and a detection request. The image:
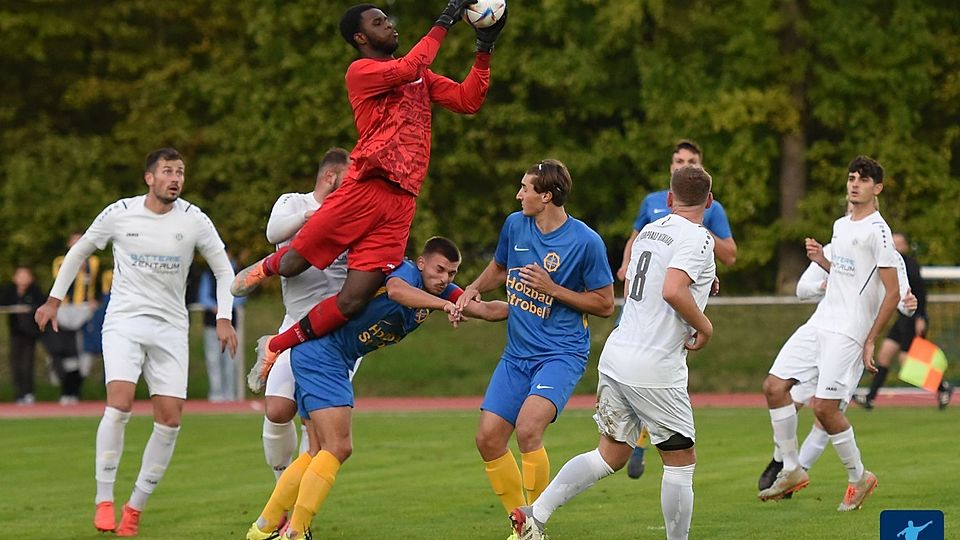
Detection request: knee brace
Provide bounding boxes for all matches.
[655,433,695,451]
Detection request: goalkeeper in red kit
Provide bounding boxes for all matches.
[233,1,508,387]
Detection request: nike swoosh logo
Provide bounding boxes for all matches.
[514,245,530,252]
[652,209,668,214]
[536,384,553,390]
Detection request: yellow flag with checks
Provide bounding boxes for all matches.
[899,337,948,392]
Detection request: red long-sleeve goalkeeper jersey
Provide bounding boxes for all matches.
[345,26,491,197]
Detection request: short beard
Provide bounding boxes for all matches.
[155,192,179,205]
[371,38,398,56]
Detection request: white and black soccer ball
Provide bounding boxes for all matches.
[462,0,506,29]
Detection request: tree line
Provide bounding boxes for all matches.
[2,0,958,292]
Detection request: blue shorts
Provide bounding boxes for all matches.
[291,338,355,418]
[481,353,586,425]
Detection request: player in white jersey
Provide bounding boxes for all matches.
[758,237,916,493]
[758,156,900,512]
[255,148,359,482]
[35,148,237,536]
[510,165,716,540]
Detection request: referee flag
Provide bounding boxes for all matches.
[899,337,948,392]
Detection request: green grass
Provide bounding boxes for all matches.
[1,406,957,538]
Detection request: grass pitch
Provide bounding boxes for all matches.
[1,406,956,539]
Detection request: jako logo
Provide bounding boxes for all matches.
[879,510,944,540]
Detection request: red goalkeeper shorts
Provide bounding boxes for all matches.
[291,177,416,273]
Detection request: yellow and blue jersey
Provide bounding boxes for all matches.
[309,259,459,364]
[494,212,613,362]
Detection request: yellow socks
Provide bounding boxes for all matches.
[484,451,526,513]
[288,450,341,534]
[637,425,650,447]
[521,447,550,504]
[259,452,312,531]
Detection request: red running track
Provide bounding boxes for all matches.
[0,390,953,419]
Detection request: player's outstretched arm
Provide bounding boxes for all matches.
[348,1,479,102]
[474,6,507,53]
[435,0,478,29]
[462,299,509,322]
[662,268,713,351]
[428,1,506,114]
[386,275,459,314]
[457,259,507,310]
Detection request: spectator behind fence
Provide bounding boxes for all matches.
[1,266,45,405]
[81,269,112,382]
[44,232,101,405]
[199,255,245,402]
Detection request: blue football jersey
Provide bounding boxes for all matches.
[493,212,613,362]
[633,190,733,240]
[304,260,458,363]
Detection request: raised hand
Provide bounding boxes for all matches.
[35,297,61,332]
[443,301,464,328]
[456,286,482,311]
[475,6,508,52]
[436,0,478,29]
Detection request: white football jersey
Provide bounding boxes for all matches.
[599,214,716,388]
[268,192,347,323]
[797,243,912,315]
[83,196,226,331]
[808,211,900,343]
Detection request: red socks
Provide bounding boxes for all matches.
[262,245,291,277]
[268,295,350,354]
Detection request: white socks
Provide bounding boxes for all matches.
[299,423,309,455]
[769,405,800,470]
[95,407,132,504]
[262,418,298,480]
[531,448,614,524]
[661,464,695,540]
[128,423,180,511]
[828,427,864,483]
[798,424,829,470]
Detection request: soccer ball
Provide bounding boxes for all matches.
[462,0,506,29]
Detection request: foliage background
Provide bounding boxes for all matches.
[2,0,960,290]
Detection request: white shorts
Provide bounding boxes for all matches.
[789,377,817,405]
[770,324,820,383]
[790,376,856,412]
[264,316,362,400]
[814,330,864,401]
[102,315,188,399]
[771,325,864,402]
[593,373,695,447]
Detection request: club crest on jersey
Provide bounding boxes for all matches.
[414,308,429,323]
[175,233,184,241]
[543,252,561,272]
